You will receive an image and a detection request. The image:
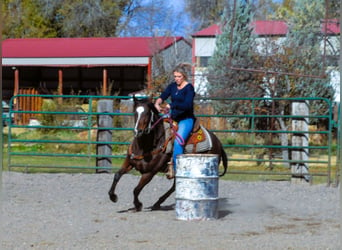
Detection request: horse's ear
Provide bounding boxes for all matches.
[133,95,138,103]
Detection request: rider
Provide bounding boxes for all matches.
[154,63,195,179]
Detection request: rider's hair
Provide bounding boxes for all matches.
[173,63,192,81]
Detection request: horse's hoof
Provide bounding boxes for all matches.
[109,193,118,203]
[166,163,175,179]
[135,203,143,212]
[151,204,161,210]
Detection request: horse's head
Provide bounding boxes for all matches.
[133,96,159,137]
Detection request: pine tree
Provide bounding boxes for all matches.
[207,1,262,113]
[275,0,335,111]
[206,0,335,165]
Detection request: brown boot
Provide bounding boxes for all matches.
[166,162,174,179]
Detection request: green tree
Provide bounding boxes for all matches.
[208,0,335,115]
[252,0,281,20]
[276,0,340,20]
[184,0,227,30]
[2,0,131,38]
[207,1,261,101]
[2,0,57,38]
[54,0,128,37]
[326,0,340,19]
[273,0,335,101]
[207,0,335,164]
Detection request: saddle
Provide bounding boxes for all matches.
[163,118,213,154]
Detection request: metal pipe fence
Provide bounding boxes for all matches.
[3,94,337,185]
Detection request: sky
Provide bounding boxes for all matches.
[169,0,186,10]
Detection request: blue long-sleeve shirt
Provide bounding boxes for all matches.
[159,81,195,122]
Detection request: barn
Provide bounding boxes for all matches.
[2,36,192,101]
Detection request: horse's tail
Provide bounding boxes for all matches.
[219,147,228,177]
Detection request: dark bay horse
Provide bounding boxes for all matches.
[108,97,228,211]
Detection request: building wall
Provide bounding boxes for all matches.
[152,39,192,84]
[194,37,217,56]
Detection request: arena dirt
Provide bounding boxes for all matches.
[1,172,340,249]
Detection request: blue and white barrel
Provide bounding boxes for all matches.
[175,154,219,220]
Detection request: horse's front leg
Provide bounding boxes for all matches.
[151,179,175,210]
[133,172,155,211]
[108,157,132,203]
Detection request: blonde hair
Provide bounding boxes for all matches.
[173,63,192,81]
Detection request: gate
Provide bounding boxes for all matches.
[3,94,337,185]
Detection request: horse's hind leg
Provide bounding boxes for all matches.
[151,180,175,210]
[108,158,132,203]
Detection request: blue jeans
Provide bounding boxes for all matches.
[173,118,194,171]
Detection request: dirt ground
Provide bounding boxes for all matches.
[1,172,340,250]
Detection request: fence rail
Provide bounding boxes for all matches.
[3,94,337,185]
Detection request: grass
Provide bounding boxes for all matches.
[2,150,338,185]
[2,127,339,185]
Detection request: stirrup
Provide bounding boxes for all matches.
[166,162,174,179]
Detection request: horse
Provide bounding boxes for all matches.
[108,96,228,211]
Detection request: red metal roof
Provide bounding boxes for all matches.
[251,20,288,35]
[193,19,340,37]
[2,36,183,58]
[192,21,288,37]
[192,24,222,37]
[322,19,340,34]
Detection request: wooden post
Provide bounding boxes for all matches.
[291,101,310,183]
[13,68,19,124]
[58,69,63,104]
[96,99,113,173]
[102,68,107,96]
[146,57,152,89]
[13,68,19,97]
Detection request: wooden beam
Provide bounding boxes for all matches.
[147,57,152,89]
[13,68,19,122]
[13,68,19,98]
[102,68,108,96]
[58,69,63,104]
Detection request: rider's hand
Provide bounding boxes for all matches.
[154,103,162,113]
[164,104,170,114]
[154,98,163,113]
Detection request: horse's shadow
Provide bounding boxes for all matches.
[117,204,174,213]
[117,198,233,219]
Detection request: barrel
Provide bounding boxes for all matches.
[175,154,219,220]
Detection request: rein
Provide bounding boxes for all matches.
[152,113,185,146]
[130,111,185,161]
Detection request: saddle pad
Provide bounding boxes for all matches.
[185,125,213,153]
[164,123,213,154]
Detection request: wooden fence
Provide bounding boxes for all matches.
[17,88,43,125]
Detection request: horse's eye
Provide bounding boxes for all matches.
[136,106,144,114]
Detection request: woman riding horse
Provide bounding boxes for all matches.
[154,63,195,179]
[108,96,228,212]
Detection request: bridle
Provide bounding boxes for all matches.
[134,103,185,145]
[134,105,156,136]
